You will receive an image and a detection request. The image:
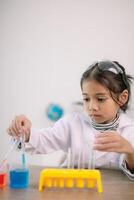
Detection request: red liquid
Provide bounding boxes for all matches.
[0,173,7,188]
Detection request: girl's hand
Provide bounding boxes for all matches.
[7,115,31,142]
[94,131,134,154]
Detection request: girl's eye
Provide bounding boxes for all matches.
[83,98,90,102]
[97,98,106,102]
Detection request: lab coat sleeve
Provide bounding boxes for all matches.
[118,122,134,180]
[25,116,71,154]
[119,154,134,180]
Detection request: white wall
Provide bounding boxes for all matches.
[0,0,134,166]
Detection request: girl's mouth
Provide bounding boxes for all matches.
[90,114,101,118]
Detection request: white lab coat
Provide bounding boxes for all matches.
[27,112,134,180]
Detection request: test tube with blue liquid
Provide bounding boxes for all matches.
[9,133,29,189]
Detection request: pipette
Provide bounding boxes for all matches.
[21,132,26,168]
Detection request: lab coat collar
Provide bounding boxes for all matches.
[82,111,132,129]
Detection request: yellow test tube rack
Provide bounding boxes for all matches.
[39,168,103,193]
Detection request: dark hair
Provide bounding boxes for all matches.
[80,60,133,112]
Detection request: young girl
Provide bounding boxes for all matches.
[7,60,134,180]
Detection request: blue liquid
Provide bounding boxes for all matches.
[10,168,29,189]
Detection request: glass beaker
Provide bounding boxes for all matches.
[0,170,7,188]
[8,135,29,189]
[9,163,29,189]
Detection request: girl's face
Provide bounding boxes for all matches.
[82,80,120,123]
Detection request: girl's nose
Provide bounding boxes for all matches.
[88,101,99,111]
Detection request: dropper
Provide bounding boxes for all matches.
[21,132,26,168]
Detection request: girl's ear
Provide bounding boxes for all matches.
[118,89,128,106]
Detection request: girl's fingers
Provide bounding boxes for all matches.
[8,115,26,136]
[15,116,22,132]
[94,142,118,150]
[21,126,30,142]
[7,128,13,136]
[95,132,121,144]
[15,115,25,132]
[94,137,116,145]
[7,114,31,142]
[8,126,18,137]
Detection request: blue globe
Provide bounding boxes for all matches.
[46,103,64,121]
